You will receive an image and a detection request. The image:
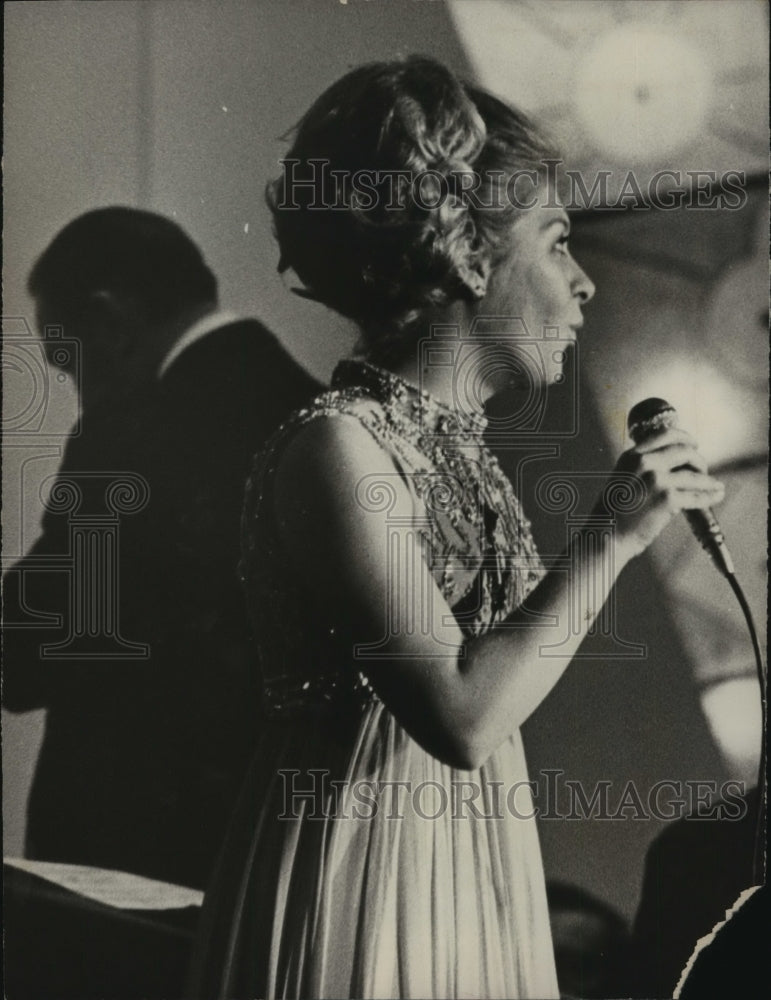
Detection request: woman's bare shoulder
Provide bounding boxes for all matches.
[272,407,414,566]
[277,403,400,489]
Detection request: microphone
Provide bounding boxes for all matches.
[627,397,735,577]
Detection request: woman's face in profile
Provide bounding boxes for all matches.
[479,194,595,386]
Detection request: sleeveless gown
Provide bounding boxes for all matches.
[192,360,559,999]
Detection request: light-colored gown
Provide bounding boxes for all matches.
[193,360,559,999]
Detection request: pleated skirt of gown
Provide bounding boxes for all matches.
[192,698,559,999]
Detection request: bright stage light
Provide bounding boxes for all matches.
[700,677,763,786]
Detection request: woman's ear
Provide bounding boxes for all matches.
[456,257,491,301]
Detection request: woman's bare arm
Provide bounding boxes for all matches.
[273,414,724,769]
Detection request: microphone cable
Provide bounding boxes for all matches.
[627,397,766,884]
[723,570,767,885]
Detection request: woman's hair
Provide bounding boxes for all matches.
[266,56,558,362]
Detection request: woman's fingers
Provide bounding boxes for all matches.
[633,427,698,452]
[657,470,725,510]
[610,431,725,558]
[674,489,726,510]
[638,443,709,474]
[620,428,709,476]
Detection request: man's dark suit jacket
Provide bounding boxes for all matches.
[2,319,320,889]
[629,788,760,997]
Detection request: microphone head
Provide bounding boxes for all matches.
[627,397,677,444]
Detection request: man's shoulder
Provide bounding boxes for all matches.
[168,318,280,366]
[163,318,317,392]
[155,320,321,451]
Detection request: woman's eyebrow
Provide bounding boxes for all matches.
[541,214,571,237]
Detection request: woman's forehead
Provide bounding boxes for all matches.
[510,199,569,243]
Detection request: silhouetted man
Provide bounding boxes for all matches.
[2,207,320,888]
[629,786,761,997]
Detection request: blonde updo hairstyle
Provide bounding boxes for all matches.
[266,56,558,362]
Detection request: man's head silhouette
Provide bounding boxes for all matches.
[29,207,219,405]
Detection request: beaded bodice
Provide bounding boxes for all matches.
[240,360,544,718]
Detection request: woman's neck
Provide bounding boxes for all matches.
[389,352,483,415]
[370,304,494,419]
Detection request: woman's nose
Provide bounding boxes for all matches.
[573,259,595,304]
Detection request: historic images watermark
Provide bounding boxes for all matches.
[276,157,748,213]
[278,768,748,823]
[3,470,152,660]
[352,320,649,662]
[3,316,151,660]
[3,317,81,440]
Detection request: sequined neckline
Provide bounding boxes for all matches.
[332,359,488,441]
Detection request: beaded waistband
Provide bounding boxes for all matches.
[262,668,379,718]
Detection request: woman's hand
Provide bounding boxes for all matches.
[270,414,726,770]
[603,426,725,562]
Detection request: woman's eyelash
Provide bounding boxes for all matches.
[555,235,569,252]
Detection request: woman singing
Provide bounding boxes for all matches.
[193,56,724,999]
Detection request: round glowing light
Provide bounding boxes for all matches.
[701,678,763,785]
[628,358,753,468]
[574,27,713,161]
